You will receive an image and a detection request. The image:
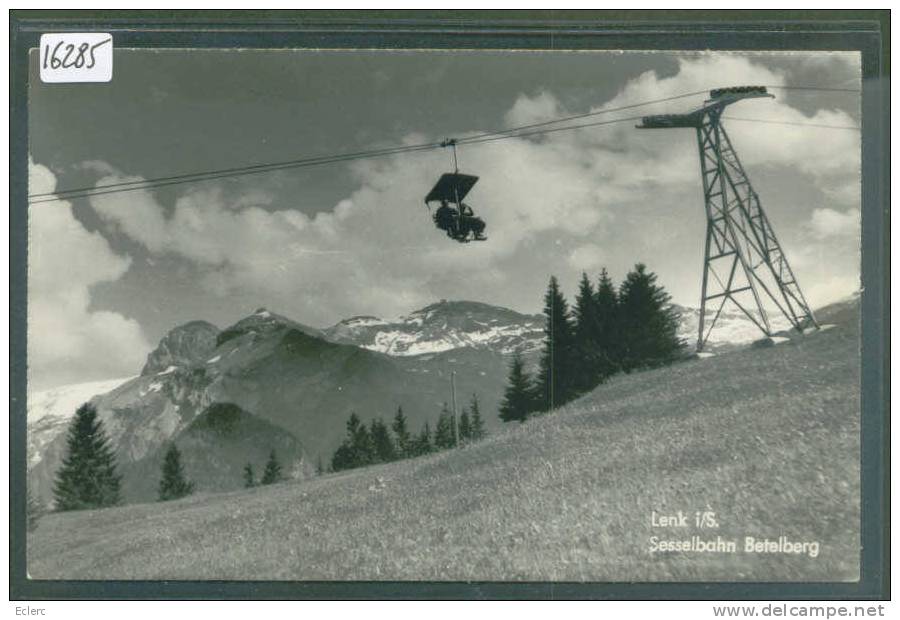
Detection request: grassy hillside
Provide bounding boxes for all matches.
[27,300,860,582]
[119,403,308,501]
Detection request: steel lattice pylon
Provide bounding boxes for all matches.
[638,86,818,351]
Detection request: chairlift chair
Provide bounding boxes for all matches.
[423,139,487,243]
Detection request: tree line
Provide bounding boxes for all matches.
[499,263,684,423]
[330,396,486,472]
[45,395,491,514]
[243,450,284,488]
[48,403,288,515]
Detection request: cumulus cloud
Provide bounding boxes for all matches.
[794,51,861,77]
[85,54,862,326]
[567,245,605,271]
[786,213,861,309]
[28,159,151,389]
[504,91,564,127]
[809,207,861,240]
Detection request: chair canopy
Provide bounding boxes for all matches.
[424,173,479,205]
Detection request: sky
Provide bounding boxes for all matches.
[27,49,862,389]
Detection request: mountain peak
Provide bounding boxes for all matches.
[326,299,544,357]
[141,320,220,376]
[217,308,322,348]
[411,299,539,320]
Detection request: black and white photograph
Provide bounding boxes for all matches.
[10,12,889,600]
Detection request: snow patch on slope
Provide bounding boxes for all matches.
[27,377,136,470]
[327,301,545,357]
[27,377,134,424]
[674,305,793,350]
[361,323,538,356]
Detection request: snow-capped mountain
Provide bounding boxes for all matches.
[325,300,545,356]
[326,299,772,357]
[26,305,513,506]
[26,298,781,507]
[672,304,792,352]
[27,376,135,427]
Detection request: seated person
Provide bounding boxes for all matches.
[469,217,486,240]
[459,202,487,240]
[433,200,458,235]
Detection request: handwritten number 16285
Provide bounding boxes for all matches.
[42,38,111,71]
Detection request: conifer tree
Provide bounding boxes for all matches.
[391,406,412,458]
[331,442,355,472]
[158,444,195,501]
[243,463,256,487]
[458,407,472,442]
[618,263,685,370]
[499,352,535,423]
[370,417,397,463]
[412,422,433,456]
[53,403,122,511]
[261,450,283,485]
[573,272,604,392]
[349,414,376,466]
[535,276,577,411]
[331,412,378,471]
[574,272,599,341]
[434,404,456,449]
[594,267,621,377]
[468,394,486,440]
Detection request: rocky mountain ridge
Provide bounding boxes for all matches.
[27,304,514,505]
[27,298,779,506]
[325,300,545,356]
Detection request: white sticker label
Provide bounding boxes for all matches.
[39,33,113,83]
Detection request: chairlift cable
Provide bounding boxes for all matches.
[28,141,445,202]
[26,90,719,202]
[722,116,860,130]
[458,115,646,145]
[458,89,712,141]
[28,85,860,204]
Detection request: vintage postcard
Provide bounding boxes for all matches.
[17,35,877,592]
